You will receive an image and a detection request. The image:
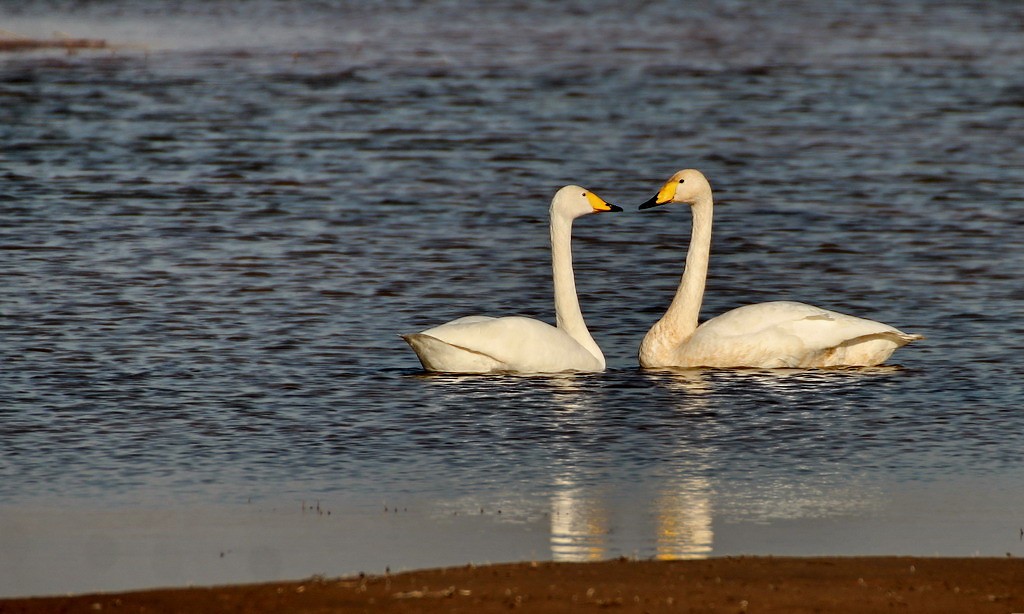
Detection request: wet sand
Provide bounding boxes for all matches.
[2,556,1021,613]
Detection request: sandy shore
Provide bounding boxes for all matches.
[2,556,1021,613]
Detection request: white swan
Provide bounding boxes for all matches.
[637,169,922,369]
[403,186,622,373]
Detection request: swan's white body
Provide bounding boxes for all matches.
[403,186,620,374]
[638,169,922,369]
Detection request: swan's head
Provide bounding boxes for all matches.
[638,169,712,209]
[552,185,623,219]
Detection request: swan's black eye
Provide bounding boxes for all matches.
[679,179,685,183]
[581,192,586,197]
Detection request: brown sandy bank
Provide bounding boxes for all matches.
[1,556,1022,613]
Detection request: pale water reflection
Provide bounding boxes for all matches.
[546,373,704,562]
[550,478,609,561]
[549,477,714,562]
[654,481,714,560]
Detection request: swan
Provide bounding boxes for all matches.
[402,185,622,373]
[637,169,922,369]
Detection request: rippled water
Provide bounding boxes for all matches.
[2,0,1024,596]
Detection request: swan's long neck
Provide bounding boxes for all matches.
[551,212,605,367]
[640,195,713,366]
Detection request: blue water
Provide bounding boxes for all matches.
[1,0,1023,597]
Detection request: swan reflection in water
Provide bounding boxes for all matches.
[414,367,890,560]
[546,367,893,560]
[547,373,715,562]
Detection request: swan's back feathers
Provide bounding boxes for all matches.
[714,301,906,340]
[403,315,605,373]
[665,301,922,368]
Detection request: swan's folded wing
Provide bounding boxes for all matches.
[761,302,918,349]
[705,301,905,343]
[417,315,603,372]
[693,301,921,367]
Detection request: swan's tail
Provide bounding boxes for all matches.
[400,333,436,369]
[848,330,923,348]
[824,329,922,367]
[894,332,925,346]
[400,333,502,373]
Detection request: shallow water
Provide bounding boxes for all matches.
[2,0,1024,597]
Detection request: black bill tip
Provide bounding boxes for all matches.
[638,195,664,210]
[606,203,624,212]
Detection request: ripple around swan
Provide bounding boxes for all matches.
[1,0,1023,595]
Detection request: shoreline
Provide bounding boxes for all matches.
[2,556,1022,613]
